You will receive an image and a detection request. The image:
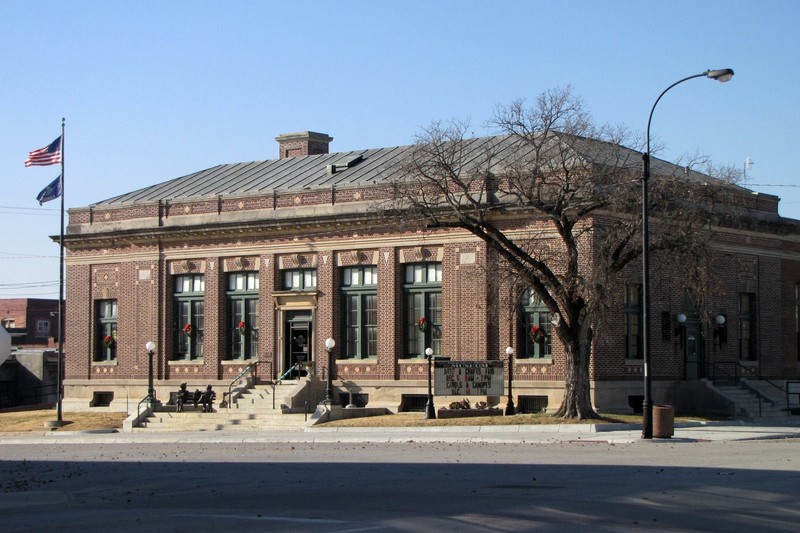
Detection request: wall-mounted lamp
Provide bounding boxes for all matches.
[713,314,727,345]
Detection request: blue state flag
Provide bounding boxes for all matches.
[36,175,62,205]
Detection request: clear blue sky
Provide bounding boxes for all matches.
[1,0,797,298]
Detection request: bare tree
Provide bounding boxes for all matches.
[385,87,737,419]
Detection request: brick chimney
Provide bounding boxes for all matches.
[275,131,333,159]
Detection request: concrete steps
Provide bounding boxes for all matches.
[715,383,790,420]
[136,383,311,432]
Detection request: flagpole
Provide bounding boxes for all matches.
[55,117,65,424]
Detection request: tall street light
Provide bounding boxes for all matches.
[145,341,156,408]
[425,347,436,419]
[505,346,515,415]
[641,68,734,439]
[324,337,336,405]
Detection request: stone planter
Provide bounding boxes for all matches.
[437,408,503,419]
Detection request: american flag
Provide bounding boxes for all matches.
[25,136,62,167]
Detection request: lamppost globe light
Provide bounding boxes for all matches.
[145,341,156,352]
[676,313,687,324]
[505,346,514,356]
[325,337,335,350]
[425,347,433,357]
[715,314,726,325]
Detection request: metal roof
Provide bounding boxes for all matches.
[90,134,746,207]
[92,144,416,206]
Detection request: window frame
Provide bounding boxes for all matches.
[174,274,205,361]
[519,289,552,359]
[624,283,643,360]
[227,272,259,361]
[95,299,118,362]
[404,263,442,358]
[739,292,757,361]
[341,266,378,360]
[283,269,317,291]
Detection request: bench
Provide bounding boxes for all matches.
[169,389,217,412]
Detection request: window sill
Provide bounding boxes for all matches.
[336,358,377,364]
[92,360,118,366]
[221,359,257,365]
[517,358,553,365]
[168,359,205,365]
[624,358,644,365]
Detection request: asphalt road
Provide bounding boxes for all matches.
[1,438,799,532]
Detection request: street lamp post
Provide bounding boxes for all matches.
[425,347,436,419]
[324,337,336,405]
[505,346,515,415]
[145,341,156,408]
[641,68,734,439]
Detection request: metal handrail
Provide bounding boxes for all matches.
[710,361,792,415]
[225,361,259,410]
[272,364,299,409]
[136,395,154,427]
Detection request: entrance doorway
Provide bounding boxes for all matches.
[684,319,705,379]
[284,311,312,378]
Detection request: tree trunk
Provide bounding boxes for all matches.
[553,326,599,419]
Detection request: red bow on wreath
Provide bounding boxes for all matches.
[530,325,545,343]
[103,335,114,348]
[237,321,247,334]
[183,323,193,337]
[418,317,428,332]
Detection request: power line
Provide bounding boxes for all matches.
[0,253,59,259]
[0,205,59,212]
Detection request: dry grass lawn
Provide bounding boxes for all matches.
[319,411,642,427]
[1,408,695,432]
[0,409,127,432]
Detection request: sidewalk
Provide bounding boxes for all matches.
[2,420,800,445]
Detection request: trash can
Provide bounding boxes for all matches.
[653,404,674,438]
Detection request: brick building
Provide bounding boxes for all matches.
[0,298,59,346]
[60,131,800,414]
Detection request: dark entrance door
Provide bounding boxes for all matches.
[285,312,311,378]
[685,319,705,379]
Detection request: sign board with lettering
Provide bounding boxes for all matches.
[434,360,504,396]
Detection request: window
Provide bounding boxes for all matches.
[520,289,552,359]
[739,292,757,361]
[227,272,259,360]
[796,283,800,361]
[283,269,317,290]
[174,274,205,360]
[404,263,442,357]
[624,284,643,359]
[341,266,378,359]
[36,320,50,335]
[96,300,117,362]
